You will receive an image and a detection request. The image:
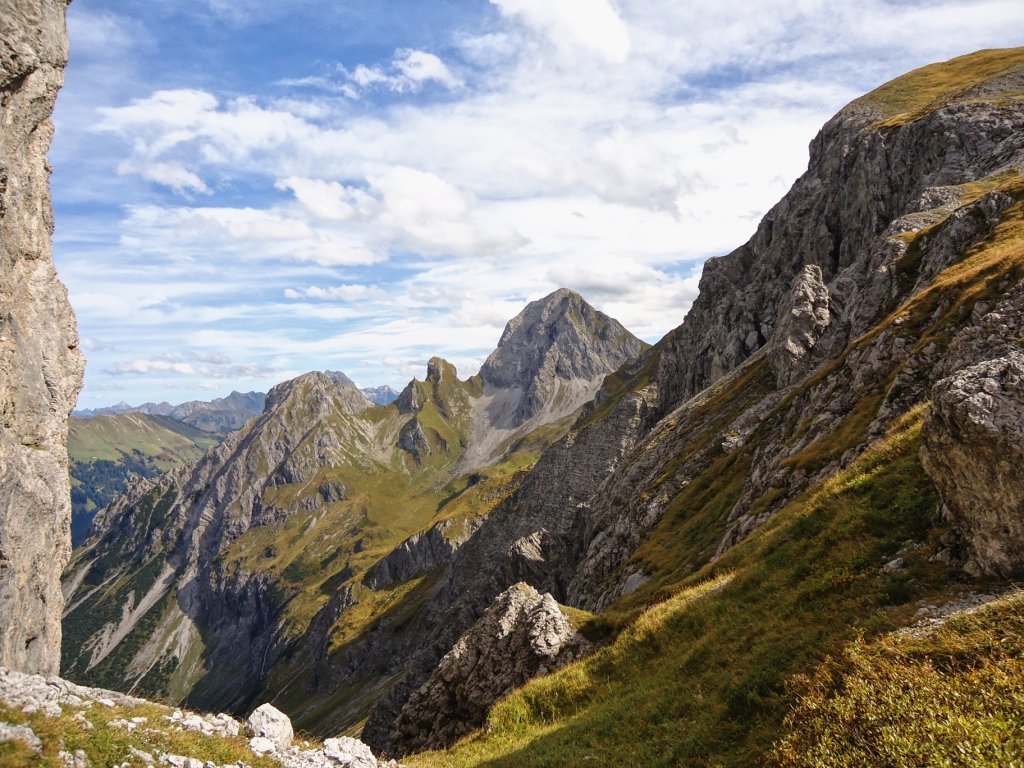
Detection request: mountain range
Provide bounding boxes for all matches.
[2,13,1023,767]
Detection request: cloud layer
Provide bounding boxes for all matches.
[51,0,1024,406]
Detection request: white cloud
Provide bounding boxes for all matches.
[284,284,390,302]
[117,159,210,194]
[393,49,464,90]
[57,0,1024,402]
[276,177,370,221]
[339,49,464,97]
[490,0,631,63]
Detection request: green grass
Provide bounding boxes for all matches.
[771,591,1024,767]
[409,410,954,768]
[0,699,281,768]
[68,413,217,465]
[855,47,1024,126]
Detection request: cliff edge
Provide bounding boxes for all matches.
[0,0,83,673]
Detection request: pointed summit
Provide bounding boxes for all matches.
[478,289,647,424]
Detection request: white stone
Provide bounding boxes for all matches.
[323,736,378,768]
[0,722,42,751]
[246,702,293,752]
[249,735,277,755]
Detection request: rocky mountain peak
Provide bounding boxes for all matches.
[265,370,368,413]
[425,357,455,386]
[479,288,646,392]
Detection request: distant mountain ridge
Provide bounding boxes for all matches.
[75,385,400,430]
[74,391,267,437]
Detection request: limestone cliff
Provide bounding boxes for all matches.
[0,0,83,674]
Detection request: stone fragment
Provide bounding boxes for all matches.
[0,721,41,751]
[323,736,378,767]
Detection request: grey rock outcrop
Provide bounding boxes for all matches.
[363,516,485,591]
[768,264,831,387]
[389,583,587,754]
[0,0,83,674]
[922,348,1024,576]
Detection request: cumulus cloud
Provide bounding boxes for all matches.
[490,0,631,63]
[275,177,373,221]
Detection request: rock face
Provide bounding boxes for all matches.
[479,288,646,423]
[0,0,83,674]
[462,289,647,469]
[921,284,1024,576]
[389,583,587,753]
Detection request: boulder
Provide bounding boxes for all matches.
[246,702,293,753]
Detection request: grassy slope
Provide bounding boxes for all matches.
[855,47,1024,126]
[410,410,951,767]
[69,413,218,466]
[771,591,1024,768]
[68,414,219,545]
[408,56,1024,768]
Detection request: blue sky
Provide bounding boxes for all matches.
[52,0,1024,407]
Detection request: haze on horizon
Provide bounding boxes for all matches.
[51,0,1024,408]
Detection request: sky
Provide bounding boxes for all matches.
[52,0,1024,407]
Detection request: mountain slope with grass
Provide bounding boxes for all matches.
[68,413,220,545]
[386,47,1024,765]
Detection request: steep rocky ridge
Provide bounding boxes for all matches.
[62,371,381,702]
[0,0,83,674]
[394,52,1024,767]
[460,289,647,470]
[355,48,1024,756]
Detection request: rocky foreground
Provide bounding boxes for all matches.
[0,667,402,768]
